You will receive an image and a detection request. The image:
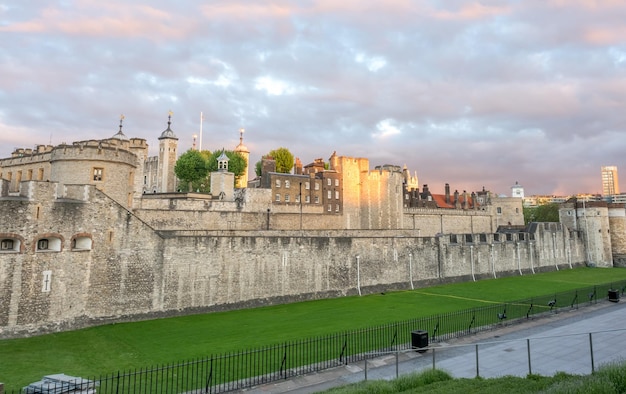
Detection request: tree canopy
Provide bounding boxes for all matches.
[174,149,209,192]
[258,147,294,174]
[523,203,560,224]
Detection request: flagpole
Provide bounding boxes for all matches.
[199,112,203,152]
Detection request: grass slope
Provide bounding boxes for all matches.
[1,267,626,390]
[323,361,626,394]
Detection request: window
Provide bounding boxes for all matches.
[295,194,300,203]
[275,194,280,202]
[305,182,310,190]
[285,194,290,202]
[275,179,281,188]
[327,190,332,199]
[315,196,319,204]
[315,182,320,190]
[285,180,290,188]
[93,168,103,181]
[335,190,339,199]
[496,207,502,215]
[72,236,92,251]
[1,239,14,250]
[27,169,33,180]
[335,179,339,186]
[37,239,49,250]
[305,195,310,203]
[335,204,340,212]
[328,204,332,212]
[327,178,331,186]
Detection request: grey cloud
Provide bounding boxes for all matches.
[1,1,626,196]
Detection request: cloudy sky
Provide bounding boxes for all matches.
[1,1,625,196]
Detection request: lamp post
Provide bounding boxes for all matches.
[582,199,592,265]
[409,252,414,290]
[356,255,361,296]
[299,182,303,231]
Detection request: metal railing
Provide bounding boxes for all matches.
[6,281,626,393]
[361,327,626,382]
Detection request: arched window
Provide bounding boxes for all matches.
[71,235,93,251]
[1,238,17,252]
[36,236,62,252]
[0,234,23,253]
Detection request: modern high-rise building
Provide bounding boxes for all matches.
[601,166,619,196]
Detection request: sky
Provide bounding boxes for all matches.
[1,1,626,197]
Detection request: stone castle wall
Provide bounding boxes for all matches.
[0,181,587,338]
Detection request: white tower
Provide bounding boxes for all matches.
[157,111,178,193]
[234,128,250,188]
[511,181,524,198]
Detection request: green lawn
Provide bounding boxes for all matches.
[323,361,626,394]
[2,267,626,390]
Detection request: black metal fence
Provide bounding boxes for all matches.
[7,281,626,393]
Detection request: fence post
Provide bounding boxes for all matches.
[432,348,436,370]
[527,339,532,375]
[475,344,479,378]
[0,382,4,394]
[589,333,595,374]
[364,358,368,381]
[395,351,399,378]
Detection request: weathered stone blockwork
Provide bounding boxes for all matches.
[0,181,587,338]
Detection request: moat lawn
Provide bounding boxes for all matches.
[2,267,626,390]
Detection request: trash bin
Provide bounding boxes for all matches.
[608,289,620,303]
[411,330,428,352]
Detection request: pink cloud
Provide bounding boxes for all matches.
[0,3,193,40]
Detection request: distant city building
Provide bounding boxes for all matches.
[523,195,568,207]
[601,166,619,196]
[511,181,524,198]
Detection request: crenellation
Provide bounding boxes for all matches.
[0,122,613,339]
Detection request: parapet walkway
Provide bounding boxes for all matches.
[243,300,626,393]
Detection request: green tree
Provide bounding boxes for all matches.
[267,147,294,174]
[206,150,247,186]
[523,203,560,224]
[174,149,209,192]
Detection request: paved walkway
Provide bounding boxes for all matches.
[243,300,626,393]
